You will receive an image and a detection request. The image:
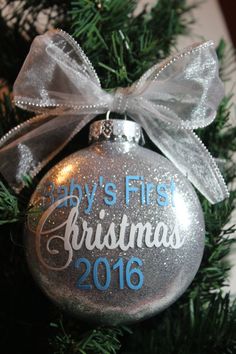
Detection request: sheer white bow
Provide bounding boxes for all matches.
[0,29,229,203]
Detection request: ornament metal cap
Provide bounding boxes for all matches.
[89,118,143,144]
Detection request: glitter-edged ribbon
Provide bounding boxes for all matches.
[0,29,229,203]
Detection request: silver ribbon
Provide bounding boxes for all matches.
[0,29,229,203]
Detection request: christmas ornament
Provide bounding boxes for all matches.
[0,30,229,324]
[26,118,205,324]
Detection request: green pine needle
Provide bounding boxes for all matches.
[50,320,127,354]
[0,1,236,353]
[0,181,19,225]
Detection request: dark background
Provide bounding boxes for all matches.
[219,0,236,47]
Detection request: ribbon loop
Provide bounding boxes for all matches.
[0,29,229,203]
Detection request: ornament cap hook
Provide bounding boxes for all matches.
[89,119,143,144]
[106,110,127,121]
[106,110,110,121]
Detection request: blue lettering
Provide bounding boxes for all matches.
[69,178,82,207]
[104,182,117,206]
[84,183,97,214]
[57,185,68,208]
[157,184,168,206]
[125,176,140,206]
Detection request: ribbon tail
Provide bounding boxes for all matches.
[132,113,229,204]
[0,113,95,192]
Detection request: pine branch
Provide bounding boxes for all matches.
[50,319,128,354]
[123,293,236,354]
[0,181,19,225]
[70,0,194,88]
[0,1,236,354]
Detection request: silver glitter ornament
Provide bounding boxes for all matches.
[25,119,205,325]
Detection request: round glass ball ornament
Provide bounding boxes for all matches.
[25,119,205,325]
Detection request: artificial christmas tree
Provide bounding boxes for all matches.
[0,1,236,353]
